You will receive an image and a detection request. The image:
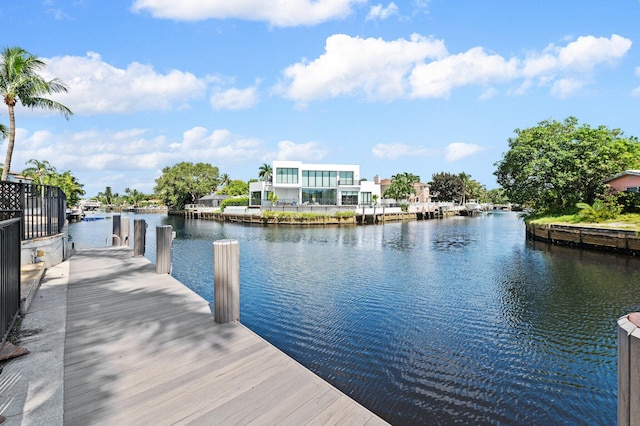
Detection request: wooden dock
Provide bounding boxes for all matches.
[63,247,387,425]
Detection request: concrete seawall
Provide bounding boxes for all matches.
[526,223,640,256]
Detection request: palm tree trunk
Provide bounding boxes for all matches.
[1,104,16,181]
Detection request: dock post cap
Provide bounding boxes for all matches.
[629,312,640,327]
[214,239,238,245]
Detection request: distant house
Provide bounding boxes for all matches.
[249,161,381,207]
[6,172,33,184]
[374,175,431,203]
[197,193,230,207]
[603,170,640,193]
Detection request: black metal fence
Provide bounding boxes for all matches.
[1,218,21,345]
[0,181,67,240]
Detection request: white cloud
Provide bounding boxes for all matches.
[366,3,398,21]
[557,34,632,71]
[550,78,587,99]
[131,0,366,27]
[12,127,265,177]
[42,52,207,115]
[277,33,631,103]
[277,33,448,104]
[210,86,259,110]
[372,143,436,159]
[410,46,519,98]
[174,127,263,162]
[444,143,485,162]
[520,34,631,95]
[270,140,328,161]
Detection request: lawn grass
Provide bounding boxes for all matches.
[528,213,640,230]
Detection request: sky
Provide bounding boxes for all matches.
[2,1,640,197]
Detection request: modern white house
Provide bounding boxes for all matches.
[249,161,381,208]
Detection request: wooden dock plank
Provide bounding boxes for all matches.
[63,248,387,425]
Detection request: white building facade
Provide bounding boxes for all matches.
[249,161,381,208]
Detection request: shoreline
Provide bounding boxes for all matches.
[525,222,640,256]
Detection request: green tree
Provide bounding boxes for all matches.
[217,179,249,196]
[494,117,640,213]
[124,187,146,206]
[154,162,220,210]
[383,172,420,201]
[429,172,463,202]
[219,173,231,189]
[51,170,84,207]
[22,158,56,186]
[96,186,114,205]
[486,188,508,205]
[0,47,73,181]
[458,172,471,204]
[258,163,272,182]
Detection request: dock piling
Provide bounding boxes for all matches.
[156,225,173,274]
[133,219,146,256]
[618,312,640,425]
[212,239,240,324]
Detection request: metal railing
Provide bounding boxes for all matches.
[1,218,21,345]
[0,181,67,240]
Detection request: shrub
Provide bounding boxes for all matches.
[575,198,621,223]
[220,196,248,212]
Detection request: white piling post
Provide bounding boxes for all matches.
[112,215,121,246]
[133,219,146,256]
[156,225,173,274]
[618,312,640,425]
[120,217,130,246]
[213,239,240,324]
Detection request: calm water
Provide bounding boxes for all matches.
[68,212,640,424]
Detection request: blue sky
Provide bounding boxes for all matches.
[2,1,639,197]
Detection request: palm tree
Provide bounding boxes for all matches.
[458,172,471,205]
[258,163,272,183]
[22,158,56,186]
[219,173,231,189]
[0,47,73,181]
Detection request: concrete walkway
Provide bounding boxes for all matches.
[0,248,387,425]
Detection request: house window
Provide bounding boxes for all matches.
[302,170,336,187]
[302,188,337,205]
[276,168,298,184]
[361,192,372,205]
[341,191,358,205]
[339,171,354,185]
[251,191,261,206]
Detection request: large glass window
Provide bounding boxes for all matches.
[276,168,298,184]
[341,191,358,205]
[301,189,337,205]
[302,170,336,187]
[361,192,372,205]
[339,171,354,185]
[251,191,261,206]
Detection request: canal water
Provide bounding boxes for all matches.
[68,212,640,424]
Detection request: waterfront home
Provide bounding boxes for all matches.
[374,175,431,203]
[603,170,640,192]
[249,161,381,208]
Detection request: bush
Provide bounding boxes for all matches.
[617,191,640,214]
[575,198,621,223]
[220,196,248,212]
[334,211,356,218]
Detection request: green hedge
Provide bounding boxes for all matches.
[220,196,249,212]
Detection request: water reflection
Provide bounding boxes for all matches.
[68,211,633,424]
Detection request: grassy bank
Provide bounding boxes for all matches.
[527,213,640,231]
